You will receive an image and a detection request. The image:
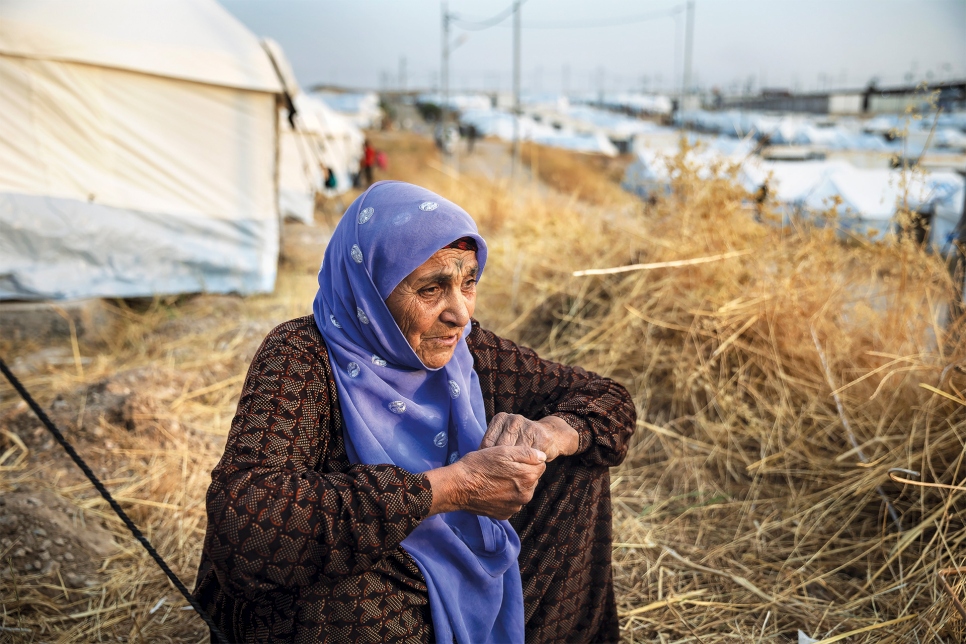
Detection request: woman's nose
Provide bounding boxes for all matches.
[440,289,470,327]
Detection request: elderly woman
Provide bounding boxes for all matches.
[194,181,635,643]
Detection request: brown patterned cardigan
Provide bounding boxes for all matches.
[194,316,635,643]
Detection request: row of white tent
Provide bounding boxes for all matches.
[575,92,674,117]
[865,112,966,136]
[413,92,672,156]
[623,140,965,251]
[452,96,673,156]
[531,104,666,144]
[459,108,621,156]
[0,0,365,301]
[742,160,964,248]
[674,110,966,153]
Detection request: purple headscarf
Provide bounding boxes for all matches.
[312,181,524,644]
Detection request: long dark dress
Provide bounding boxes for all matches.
[194,316,635,643]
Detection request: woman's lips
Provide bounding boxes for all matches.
[424,333,460,347]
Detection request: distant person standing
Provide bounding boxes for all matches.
[466,123,478,154]
[323,166,337,191]
[753,180,768,223]
[357,140,377,187]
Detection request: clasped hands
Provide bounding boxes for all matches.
[425,413,579,520]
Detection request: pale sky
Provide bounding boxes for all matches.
[223,0,966,94]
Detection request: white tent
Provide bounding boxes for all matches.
[675,110,894,151]
[622,137,755,198]
[314,91,383,130]
[307,97,365,196]
[263,38,321,225]
[264,39,363,223]
[277,93,364,219]
[0,0,283,300]
[276,94,324,225]
[740,160,848,204]
[593,93,673,116]
[804,166,965,247]
[737,159,855,224]
[459,108,620,156]
[921,172,965,252]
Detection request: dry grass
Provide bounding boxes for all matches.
[1,130,964,642]
[520,141,636,206]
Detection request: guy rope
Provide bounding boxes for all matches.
[0,357,230,644]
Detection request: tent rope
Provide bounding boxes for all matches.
[0,357,230,644]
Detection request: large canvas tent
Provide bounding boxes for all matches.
[0,0,284,300]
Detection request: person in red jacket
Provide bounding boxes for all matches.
[358,139,376,187]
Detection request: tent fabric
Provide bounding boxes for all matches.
[737,160,964,248]
[0,0,281,93]
[260,38,299,97]
[738,160,852,205]
[0,195,278,299]
[0,56,278,220]
[807,167,932,221]
[314,91,383,129]
[804,166,965,245]
[0,0,281,301]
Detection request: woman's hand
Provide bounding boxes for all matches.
[424,445,546,520]
[480,413,580,462]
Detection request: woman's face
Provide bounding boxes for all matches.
[386,247,478,369]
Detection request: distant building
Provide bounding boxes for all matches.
[719,80,966,115]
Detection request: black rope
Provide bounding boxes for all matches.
[0,357,230,644]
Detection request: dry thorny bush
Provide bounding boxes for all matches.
[1,131,964,642]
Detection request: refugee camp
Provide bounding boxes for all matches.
[1,0,965,642]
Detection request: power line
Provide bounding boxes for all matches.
[472,5,683,30]
[450,0,528,31]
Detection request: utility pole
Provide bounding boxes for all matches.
[682,0,695,98]
[511,0,521,179]
[441,3,451,131]
[399,56,407,92]
[950,169,966,325]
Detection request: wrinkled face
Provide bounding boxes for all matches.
[386,248,478,369]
